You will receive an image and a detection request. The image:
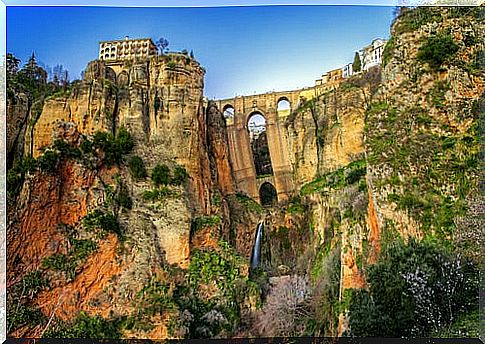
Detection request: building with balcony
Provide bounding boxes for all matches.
[359,38,388,71]
[99,37,158,61]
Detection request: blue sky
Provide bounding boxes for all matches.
[6,5,395,99]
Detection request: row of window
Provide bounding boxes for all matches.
[100,41,151,49]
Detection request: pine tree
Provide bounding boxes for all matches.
[353,52,362,73]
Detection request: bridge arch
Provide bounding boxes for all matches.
[222,104,235,119]
[247,112,273,177]
[277,97,291,111]
[259,182,278,206]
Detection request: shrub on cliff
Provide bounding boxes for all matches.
[417,34,459,71]
[393,7,443,35]
[192,215,221,233]
[151,164,171,186]
[43,311,122,339]
[8,304,45,334]
[171,165,189,186]
[142,187,176,202]
[179,241,255,338]
[117,183,133,210]
[128,155,147,180]
[92,127,134,166]
[346,238,478,337]
[83,209,121,238]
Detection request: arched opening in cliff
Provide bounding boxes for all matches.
[247,112,273,176]
[259,182,278,206]
[223,104,235,119]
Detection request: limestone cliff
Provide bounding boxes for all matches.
[6,92,29,169]
[7,53,242,339]
[277,6,483,336]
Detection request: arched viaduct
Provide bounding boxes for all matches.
[215,88,318,205]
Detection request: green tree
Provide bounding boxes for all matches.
[156,37,169,54]
[417,34,459,70]
[171,165,188,185]
[347,238,478,337]
[353,52,362,73]
[6,53,20,77]
[128,156,147,180]
[152,164,170,186]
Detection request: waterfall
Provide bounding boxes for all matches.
[250,221,264,270]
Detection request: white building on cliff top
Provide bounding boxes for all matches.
[359,38,388,71]
[99,37,158,61]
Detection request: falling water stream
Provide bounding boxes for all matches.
[250,221,264,270]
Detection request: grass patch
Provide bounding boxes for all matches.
[235,192,263,214]
[300,160,366,196]
[142,187,176,202]
[192,215,221,232]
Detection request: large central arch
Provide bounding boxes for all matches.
[247,111,273,177]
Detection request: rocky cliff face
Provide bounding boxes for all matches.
[275,6,483,336]
[366,7,483,243]
[25,54,211,212]
[7,53,242,339]
[6,92,29,168]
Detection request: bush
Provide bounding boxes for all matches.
[152,164,170,186]
[92,127,134,166]
[382,37,395,67]
[186,242,249,334]
[8,304,45,333]
[192,215,221,232]
[286,196,306,215]
[128,156,147,180]
[16,270,48,297]
[167,60,177,70]
[254,275,312,336]
[43,311,122,339]
[234,192,263,214]
[417,34,459,70]
[116,181,132,210]
[53,139,81,159]
[393,7,442,35]
[307,246,341,337]
[300,160,366,195]
[42,238,97,280]
[115,126,134,153]
[347,238,478,337]
[135,277,178,317]
[83,209,121,237]
[142,187,175,202]
[171,165,188,185]
[37,150,60,172]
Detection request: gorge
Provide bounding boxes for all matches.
[6,6,483,339]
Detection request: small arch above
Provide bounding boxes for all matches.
[259,182,278,206]
[277,97,291,111]
[223,104,235,119]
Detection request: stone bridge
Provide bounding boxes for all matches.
[215,87,319,205]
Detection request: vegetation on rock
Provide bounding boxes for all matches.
[128,155,148,180]
[347,238,478,337]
